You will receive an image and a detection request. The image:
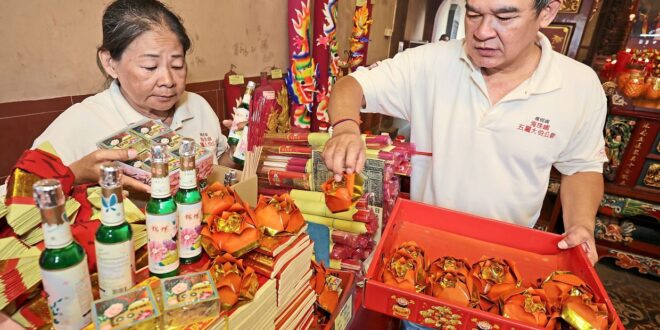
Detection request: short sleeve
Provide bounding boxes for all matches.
[554,79,608,175]
[350,48,422,121]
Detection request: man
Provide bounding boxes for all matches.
[322,0,606,264]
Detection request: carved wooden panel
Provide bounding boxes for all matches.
[542,0,597,59]
[540,23,575,55]
[560,0,584,14]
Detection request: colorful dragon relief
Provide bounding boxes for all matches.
[286,0,316,130]
[313,0,339,130]
[349,4,373,71]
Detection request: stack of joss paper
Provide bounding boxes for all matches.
[382,242,617,330]
[0,237,42,311]
[245,194,315,329]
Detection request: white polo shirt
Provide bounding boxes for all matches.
[351,33,607,227]
[33,80,228,165]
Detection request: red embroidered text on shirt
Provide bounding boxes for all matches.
[517,117,556,139]
[199,132,215,147]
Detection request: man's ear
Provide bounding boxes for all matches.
[98,50,119,79]
[539,0,561,28]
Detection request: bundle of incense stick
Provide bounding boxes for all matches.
[241,86,277,182]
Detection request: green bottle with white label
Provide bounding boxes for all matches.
[175,138,203,264]
[146,142,179,278]
[34,179,93,330]
[227,81,256,147]
[95,162,135,298]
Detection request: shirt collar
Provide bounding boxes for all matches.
[109,79,194,130]
[459,32,562,95]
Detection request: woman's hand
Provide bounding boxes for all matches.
[69,149,150,193]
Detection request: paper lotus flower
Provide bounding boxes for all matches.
[254,194,305,236]
[470,257,522,312]
[500,288,552,327]
[310,261,341,314]
[210,253,259,310]
[539,271,594,312]
[202,182,237,221]
[426,271,475,307]
[382,242,427,293]
[561,295,612,330]
[321,173,364,213]
[200,201,259,258]
[428,256,470,278]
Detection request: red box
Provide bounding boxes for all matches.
[364,199,624,330]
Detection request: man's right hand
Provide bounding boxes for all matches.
[322,124,366,181]
[69,149,151,193]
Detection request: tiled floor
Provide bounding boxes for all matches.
[595,259,660,329]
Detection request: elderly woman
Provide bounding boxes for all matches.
[33,0,228,192]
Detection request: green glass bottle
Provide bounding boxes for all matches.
[146,142,179,278]
[34,179,93,330]
[95,162,135,298]
[175,138,203,264]
[227,81,256,147]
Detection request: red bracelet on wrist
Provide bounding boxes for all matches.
[331,118,361,130]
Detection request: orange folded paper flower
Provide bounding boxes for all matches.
[202,182,237,221]
[381,242,426,293]
[500,287,551,327]
[254,194,305,236]
[321,173,364,213]
[210,253,259,311]
[540,271,594,312]
[470,257,522,312]
[310,261,342,314]
[426,257,475,307]
[428,257,470,278]
[200,201,259,258]
[561,295,612,330]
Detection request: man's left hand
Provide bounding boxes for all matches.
[558,224,598,265]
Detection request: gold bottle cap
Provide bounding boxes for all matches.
[151,142,168,163]
[32,179,65,209]
[100,162,122,188]
[179,138,196,158]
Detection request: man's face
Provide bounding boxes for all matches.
[464,0,552,71]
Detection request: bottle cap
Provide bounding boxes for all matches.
[151,142,168,163]
[33,179,65,209]
[179,138,196,158]
[100,162,122,188]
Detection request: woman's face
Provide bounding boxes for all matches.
[104,27,187,114]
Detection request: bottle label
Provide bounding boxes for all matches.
[233,125,249,161]
[151,176,171,199]
[146,212,179,274]
[179,169,197,189]
[177,202,203,258]
[101,188,125,226]
[95,239,135,298]
[228,107,250,141]
[43,221,73,249]
[41,257,93,330]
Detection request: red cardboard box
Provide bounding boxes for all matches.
[364,199,624,330]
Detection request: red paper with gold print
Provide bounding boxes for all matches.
[6,149,75,205]
[470,257,522,312]
[254,194,305,236]
[561,295,612,330]
[540,271,594,312]
[209,253,259,311]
